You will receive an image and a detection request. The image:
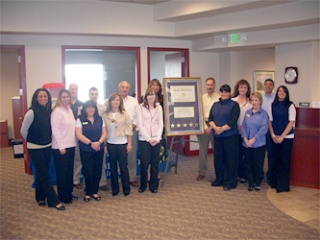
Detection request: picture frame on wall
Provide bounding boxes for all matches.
[253,70,275,93]
[163,77,204,136]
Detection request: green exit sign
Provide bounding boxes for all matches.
[229,33,241,43]
[229,33,241,44]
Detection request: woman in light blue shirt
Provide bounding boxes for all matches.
[241,92,269,191]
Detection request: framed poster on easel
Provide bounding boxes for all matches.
[163,77,204,136]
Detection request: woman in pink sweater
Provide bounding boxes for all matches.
[51,89,77,204]
[137,88,163,193]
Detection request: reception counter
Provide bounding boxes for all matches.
[290,107,319,189]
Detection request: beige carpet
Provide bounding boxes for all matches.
[0,147,319,240]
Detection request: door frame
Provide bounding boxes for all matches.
[147,47,192,155]
[0,45,30,173]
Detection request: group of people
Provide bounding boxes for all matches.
[21,80,164,210]
[198,77,296,194]
[21,76,296,211]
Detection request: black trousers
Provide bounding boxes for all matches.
[269,138,293,191]
[80,149,104,196]
[52,147,75,202]
[243,145,266,187]
[237,134,247,180]
[139,141,161,191]
[28,147,60,207]
[266,130,275,182]
[214,135,239,189]
[107,143,130,195]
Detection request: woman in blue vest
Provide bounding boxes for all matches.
[76,100,107,202]
[20,88,65,210]
[268,85,296,193]
[209,84,240,191]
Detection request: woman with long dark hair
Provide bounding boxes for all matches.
[20,88,65,210]
[51,89,77,204]
[268,85,296,193]
[137,87,163,193]
[76,100,107,202]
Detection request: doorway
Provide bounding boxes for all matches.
[62,46,141,101]
[148,47,190,155]
[0,45,29,173]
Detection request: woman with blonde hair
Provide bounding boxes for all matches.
[51,88,77,203]
[103,93,132,196]
[241,92,269,191]
[232,79,252,184]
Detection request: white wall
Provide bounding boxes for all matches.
[275,41,320,106]
[229,49,275,90]
[1,34,218,105]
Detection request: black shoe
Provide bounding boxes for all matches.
[91,194,101,201]
[99,185,109,191]
[55,203,65,210]
[61,200,73,204]
[112,192,119,197]
[238,178,247,184]
[248,187,254,191]
[255,186,261,191]
[73,183,83,189]
[83,196,90,202]
[211,181,222,187]
[71,195,78,200]
[38,200,46,207]
[138,188,146,193]
[223,186,231,191]
[150,189,158,194]
[124,192,130,196]
[130,181,139,188]
[276,188,290,193]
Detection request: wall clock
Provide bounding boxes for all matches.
[284,66,298,84]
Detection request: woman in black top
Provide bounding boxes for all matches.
[20,88,65,210]
[268,86,296,193]
[75,100,107,202]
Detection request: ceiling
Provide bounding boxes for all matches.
[1,0,319,52]
[100,0,168,4]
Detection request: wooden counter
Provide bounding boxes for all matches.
[0,120,9,148]
[290,108,320,189]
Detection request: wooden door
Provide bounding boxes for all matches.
[12,97,23,139]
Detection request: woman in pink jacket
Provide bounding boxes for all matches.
[51,89,77,204]
[137,88,163,193]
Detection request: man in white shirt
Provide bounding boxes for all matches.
[196,77,220,181]
[89,87,108,191]
[261,79,276,183]
[262,79,276,112]
[118,81,140,187]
